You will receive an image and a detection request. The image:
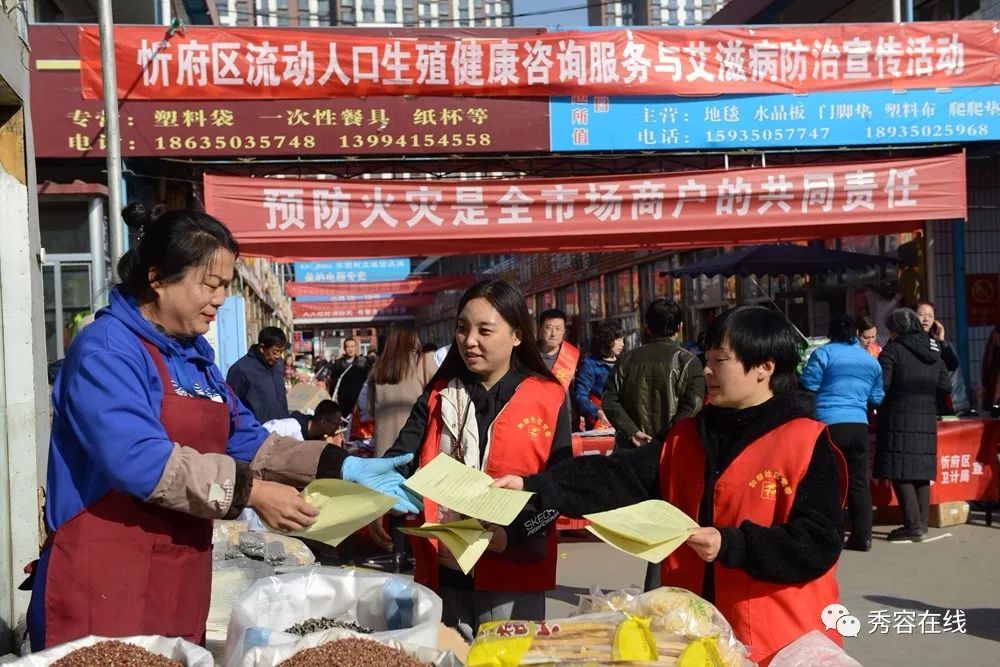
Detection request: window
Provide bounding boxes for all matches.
[341,7,355,22]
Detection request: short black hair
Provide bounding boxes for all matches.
[539,309,567,326]
[308,400,343,439]
[886,308,924,336]
[592,320,625,357]
[645,298,683,337]
[827,314,857,343]
[258,326,287,348]
[705,306,800,395]
[421,342,438,353]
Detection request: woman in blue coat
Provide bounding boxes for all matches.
[573,320,625,430]
[800,314,884,551]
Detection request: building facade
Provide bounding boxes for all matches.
[588,0,730,26]
[216,0,513,26]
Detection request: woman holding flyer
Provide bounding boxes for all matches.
[492,306,848,665]
[373,279,573,640]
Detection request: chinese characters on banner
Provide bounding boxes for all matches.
[286,275,477,297]
[80,22,1000,100]
[292,295,435,320]
[293,258,410,282]
[204,154,967,259]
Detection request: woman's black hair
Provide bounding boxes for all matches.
[885,307,924,336]
[116,203,240,298]
[704,306,800,395]
[433,279,559,385]
[855,315,877,332]
[421,342,438,354]
[592,320,625,357]
[827,314,857,343]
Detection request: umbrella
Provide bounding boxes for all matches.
[666,244,896,278]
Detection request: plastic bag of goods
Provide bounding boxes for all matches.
[224,566,443,667]
[6,635,213,666]
[240,627,463,667]
[467,586,752,667]
[769,630,862,667]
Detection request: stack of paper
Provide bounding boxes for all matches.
[280,478,397,547]
[584,500,699,563]
[401,519,492,574]
[403,453,534,526]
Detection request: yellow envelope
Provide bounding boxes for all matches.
[586,524,691,563]
[281,478,396,547]
[401,519,492,574]
[584,500,698,546]
[403,453,533,526]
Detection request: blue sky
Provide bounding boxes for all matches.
[513,0,589,28]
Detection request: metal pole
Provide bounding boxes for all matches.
[905,0,915,21]
[97,0,125,279]
[952,218,971,401]
[88,197,106,308]
[892,0,902,22]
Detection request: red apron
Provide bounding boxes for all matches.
[41,339,230,648]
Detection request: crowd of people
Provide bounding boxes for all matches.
[33,205,996,663]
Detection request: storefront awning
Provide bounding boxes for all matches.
[670,243,897,277]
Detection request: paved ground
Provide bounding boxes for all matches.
[546,509,1000,666]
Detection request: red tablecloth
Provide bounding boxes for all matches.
[871,418,1000,506]
[556,435,616,531]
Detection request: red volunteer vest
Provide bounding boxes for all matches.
[39,340,229,648]
[411,376,565,593]
[659,418,848,666]
[550,342,579,392]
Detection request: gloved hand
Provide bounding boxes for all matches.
[342,454,422,515]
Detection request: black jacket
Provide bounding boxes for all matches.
[328,356,369,415]
[876,333,951,481]
[226,346,288,424]
[523,392,845,600]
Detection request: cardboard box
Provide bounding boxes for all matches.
[929,501,970,528]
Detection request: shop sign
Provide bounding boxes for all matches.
[81,22,1000,100]
[30,24,549,158]
[967,273,1000,326]
[286,275,475,297]
[205,154,968,259]
[293,259,410,283]
[552,86,1000,151]
[292,295,434,319]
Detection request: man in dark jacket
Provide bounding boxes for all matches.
[328,338,369,415]
[602,298,706,450]
[601,298,705,592]
[226,326,289,424]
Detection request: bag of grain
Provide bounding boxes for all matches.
[225,566,442,667]
[240,628,462,667]
[7,635,213,666]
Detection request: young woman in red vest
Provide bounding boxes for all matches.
[374,279,573,640]
[494,307,848,665]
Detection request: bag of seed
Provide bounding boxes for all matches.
[239,629,463,667]
[225,566,443,667]
[7,635,214,666]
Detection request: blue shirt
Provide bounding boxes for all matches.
[800,339,885,426]
[574,355,613,420]
[45,288,268,532]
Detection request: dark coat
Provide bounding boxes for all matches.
[327,356,368,415]
[226,346,288,424]
[875,333,951,481]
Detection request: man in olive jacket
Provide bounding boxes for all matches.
[602,298,706,451]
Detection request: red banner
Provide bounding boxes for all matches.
[205,154,967,259]
[292,295,435,320]
[286,275,476,298]
[81,23,1000,100]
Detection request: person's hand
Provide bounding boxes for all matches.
[933,321,946,341]
[249,480,319,532]
[632,431,653,447]
[369,518,393,552]
[491,475,525,491]
[342,454,422,515]
[686,527,722,563]
[486,525,508,553]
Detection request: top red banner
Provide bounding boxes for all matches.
[80,22,1000,100]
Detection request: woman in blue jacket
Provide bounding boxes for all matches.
[573,320,625,430]
[29,205,417,650]
[800,314,884,551]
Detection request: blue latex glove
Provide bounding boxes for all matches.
[342,454,423,515]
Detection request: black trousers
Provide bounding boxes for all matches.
[828,423,873,542]
[892,480,930,532]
